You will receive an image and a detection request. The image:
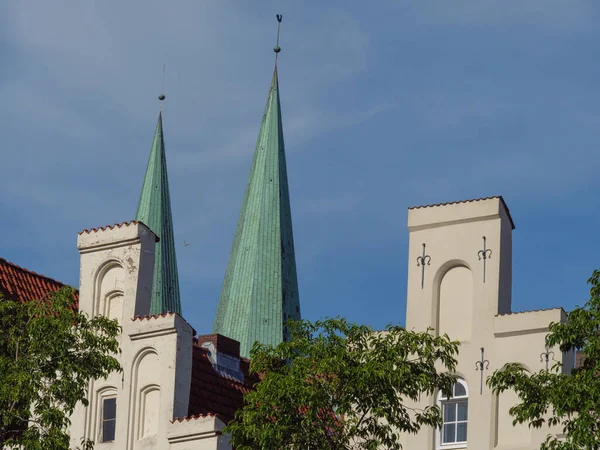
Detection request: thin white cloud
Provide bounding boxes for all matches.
[3,0,600,332]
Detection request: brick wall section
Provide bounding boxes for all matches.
[196,334,241,358]
[187,336,259,423]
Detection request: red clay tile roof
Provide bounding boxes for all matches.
[188,339,258,424]
[408,195,515,230]
[0,257,78,304]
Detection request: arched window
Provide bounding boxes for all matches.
[437,379,468,448]
[101,397,117,442]
[94,386,117,444]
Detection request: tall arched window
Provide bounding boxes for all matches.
[93,386,117,444]
[437,379,468,448]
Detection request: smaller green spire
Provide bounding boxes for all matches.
[136,108,182,316]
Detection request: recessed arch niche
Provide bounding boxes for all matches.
[493,365,531,447]
[94,260,126,325]
[435,264,473,342]
[129,348,161,447]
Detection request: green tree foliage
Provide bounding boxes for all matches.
[226,318,459,450]
[0,287,121,449]
[487,270,600,450]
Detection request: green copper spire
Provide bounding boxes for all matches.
[136,106,182,315]
[213,66,301,358]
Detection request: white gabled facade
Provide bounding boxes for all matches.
[69,221,229,450]
[63,197,578,450]
[400,197,574,450]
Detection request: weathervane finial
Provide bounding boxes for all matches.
[158,64,166,109]
[274,14,283,64]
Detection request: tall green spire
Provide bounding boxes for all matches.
[213,66,301,358]
[136,108,182,315]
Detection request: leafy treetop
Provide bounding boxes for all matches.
[488,269,600,450]
[226,317,460,450]
[0,287,121,450]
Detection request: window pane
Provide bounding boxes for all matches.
[103,398,116,420]
[443,403,456,422]
[443,423,456,443]
[454,382,466,397]
[102,419,116,442]
[457,422,467,442]
[457,401,468,421]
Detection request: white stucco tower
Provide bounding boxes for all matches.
[401,197,573,450]
[69,221,210,450]
[406,196,514,337]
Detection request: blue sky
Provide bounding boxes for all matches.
[2,1,600,334]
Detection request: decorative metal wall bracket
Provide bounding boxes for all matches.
[416,243,431,290]
[477,236,492,283]
[475,347,490,395]
[540,345,555,370]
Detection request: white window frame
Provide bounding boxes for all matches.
[436,379,468,450]
[100,396,117,443]
[95,388,118,445]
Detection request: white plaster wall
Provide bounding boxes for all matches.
[69,222,222,450]
[69,222,158,450]
[496,389,529,447]
[124,315,194,450]
[401,199,570,450]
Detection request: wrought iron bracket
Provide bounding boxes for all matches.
[477,236,492,283]
[475,347,490,395]
[540,344,555,370]
[416,243,431,290]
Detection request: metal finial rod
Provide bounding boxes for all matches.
[475,347,490,395]
[540,344,555,370]
[158,64,166,108]
[276,14,282,46]
[416,243,431,290]
[477,236,492,283]
[274,14,283,63]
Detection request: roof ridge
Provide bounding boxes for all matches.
[496,306,563,317]
[408,195,515,230]
[408,195,503,210]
